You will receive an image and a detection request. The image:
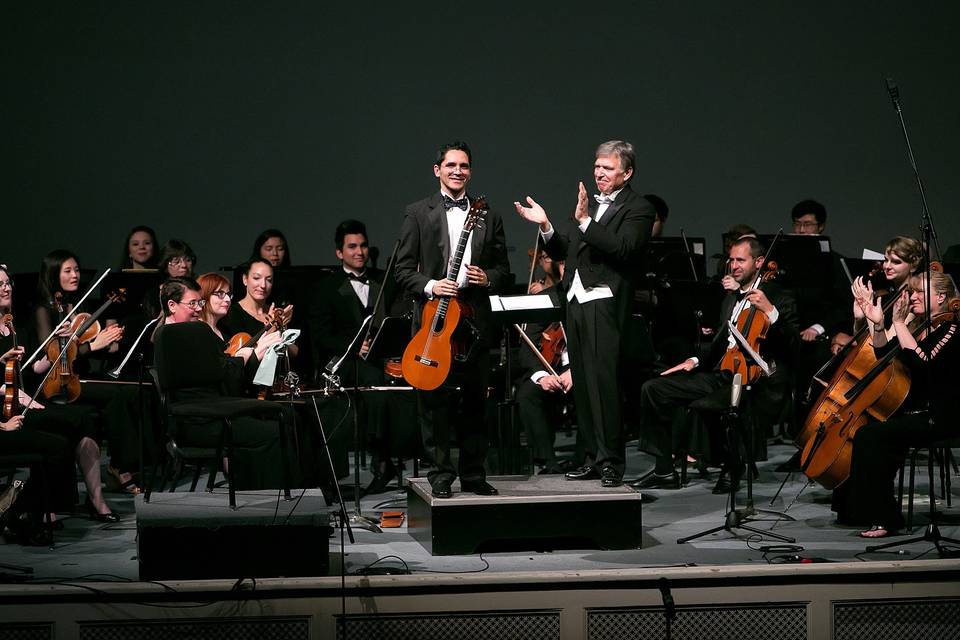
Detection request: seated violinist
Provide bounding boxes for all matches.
[32,249,144,495]
[634,236,799,492]
[219,259,297,362]
[155,277,291,490]
[832,270,959,538]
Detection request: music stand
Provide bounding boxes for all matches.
[362,314,416,506]
[489,291,564,475]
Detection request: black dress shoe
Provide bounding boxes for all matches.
[600,467,623,488]
[461,480,499,496]
[364,466,399,495]
[86,498,120,523]
[711,471,742,495]
[628,472,680,490]
[431,477,453,499]
[565,465,600,481]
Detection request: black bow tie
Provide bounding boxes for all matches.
[442,195,469,211]
[347,271,368,285]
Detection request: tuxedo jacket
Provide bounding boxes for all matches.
[308,268,400,371]
[395,192,511,340]
[542,184,655,310]
[704,281,800,374]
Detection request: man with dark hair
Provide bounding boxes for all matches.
[395,141,511,499]
[633,237,799,492]
[786,200,854,428]
[308,219,410,494]
[516,140,656,488]
[790,199,827,233]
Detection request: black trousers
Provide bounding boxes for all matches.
[1,426,75,514]
[639,369,730,471]
[418,351,490,486]
[517,377,570,466]
[832,412,953,529]
[566,296,626,474]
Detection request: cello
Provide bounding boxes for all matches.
[798,276,933,489]
[401,196,487,391]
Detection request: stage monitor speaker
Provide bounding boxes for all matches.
[136,490,333,581]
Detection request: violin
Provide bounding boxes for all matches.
[539,322,566,370]
[224,306,284,356]
[2,314,21,419]
[43,290,126,403]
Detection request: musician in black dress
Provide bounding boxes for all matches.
[155,277,293,490]
[0,262,118,525]
[33,250,142,495]
[833,269,959,538]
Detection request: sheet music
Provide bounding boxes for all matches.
[489,294,554,312]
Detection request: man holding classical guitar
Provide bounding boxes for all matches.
[395,141,511,499]
[515,140,656,488]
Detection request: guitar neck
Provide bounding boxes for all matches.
[446,222,473,281]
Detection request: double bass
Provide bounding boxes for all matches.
[401,196,487,391]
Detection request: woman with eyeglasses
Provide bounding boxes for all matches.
[34,250,143,496]
[157,239,197,279]
[197,273,233,343]
[0,263,119,535]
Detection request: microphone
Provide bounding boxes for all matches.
[730,372,743,409]
[658,577,676,622]
[885,77,901,110]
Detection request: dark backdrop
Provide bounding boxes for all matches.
[6,2,959,278]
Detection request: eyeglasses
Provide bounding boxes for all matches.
[169,257,195,266]
[177,299,206,310]
[792,220,820,230]
[0,280,13,290]
[211,290,233,300]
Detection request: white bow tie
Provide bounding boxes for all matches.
[594,194,615,205]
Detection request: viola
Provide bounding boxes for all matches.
[718,232,783,384]
[43,290,126,403]
[2,314,21,419]
[401,196,487,390]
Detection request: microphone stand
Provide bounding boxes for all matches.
[866,78,959,556]
[323,315,382,533]
[678,368,796,546]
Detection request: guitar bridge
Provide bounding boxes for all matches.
[416,356,439,368]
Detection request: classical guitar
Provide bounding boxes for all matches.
[401,196,487,391]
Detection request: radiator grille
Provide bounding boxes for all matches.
[336,610,560,640]
[834,598,960,640]
[588,604,806,640]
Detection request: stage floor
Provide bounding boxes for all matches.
[1,442,958,583]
